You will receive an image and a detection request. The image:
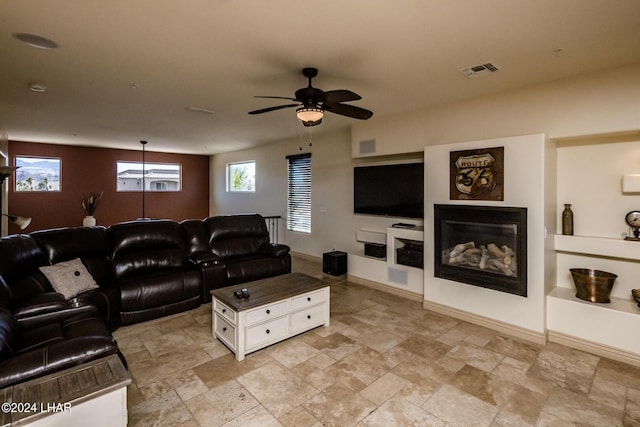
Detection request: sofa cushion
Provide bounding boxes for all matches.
[180,219,210,256]
[31,226,113,286]
[205,214,270,259]
[119,270,201,312]
[108,220,187,279]
[39,258,99,300]
[224,256,291,285]
[0,235,52,305]
[0,235,49,284]
[31,227,108,264]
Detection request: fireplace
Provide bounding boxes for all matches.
[434,204,527,297]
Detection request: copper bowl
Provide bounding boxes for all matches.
[570,268,617,303]
[632,289,640,307]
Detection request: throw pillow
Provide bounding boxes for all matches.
[39,258,99,300]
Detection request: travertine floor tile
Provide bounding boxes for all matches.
[444,341,505,372]
[422,384,499,427]
[302,382,376,427]
[237,362,319,418]
[359,372,411,405]
[116,256,635,427]
[129,390,193,426]
[184,380,259,427]
[540,387,623,426]
[360,395,446,426]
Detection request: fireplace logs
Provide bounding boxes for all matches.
[444,241,517,277]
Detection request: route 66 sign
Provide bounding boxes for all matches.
[450,147,504,201]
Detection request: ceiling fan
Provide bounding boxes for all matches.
[248,67,373,126]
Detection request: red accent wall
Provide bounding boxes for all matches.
[7,141,210,233]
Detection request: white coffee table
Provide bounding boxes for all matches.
[211,273,330,361]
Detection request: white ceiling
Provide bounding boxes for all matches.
[1,1,639,155]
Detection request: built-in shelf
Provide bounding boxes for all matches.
[554,234,640,260]
[548,286,638,315]
[550,233,640,366]
[547,287,640,365]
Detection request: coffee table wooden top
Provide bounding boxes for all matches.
[210,273,328,312]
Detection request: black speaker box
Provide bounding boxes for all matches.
[396,247,424,269]
[364,243,386,258]
[323,251,347,276]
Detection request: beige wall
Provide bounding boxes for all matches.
[351,63,640,155]
[210,128,360,257]
[211,64,640,258]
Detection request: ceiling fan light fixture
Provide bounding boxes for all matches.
[296,107,324,124]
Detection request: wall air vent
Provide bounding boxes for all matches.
[459,62,501,79]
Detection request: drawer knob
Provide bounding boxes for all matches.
[223,327,227,332]
[222,309,226,313]
[307,315,311,319]
[266,329,270,334]
[266,309,270,314]
[307,297,311,302]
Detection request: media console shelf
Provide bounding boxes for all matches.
[348,226,424,299]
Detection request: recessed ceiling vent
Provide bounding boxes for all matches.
[459,62,501,79]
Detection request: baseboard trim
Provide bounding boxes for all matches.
[347,275,423,302]
[547,330,640,368]
[422,300,547,345]
[291,251,322,263]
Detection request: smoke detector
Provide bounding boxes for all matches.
[459,61,501,79]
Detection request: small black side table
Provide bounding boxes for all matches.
[322,251,347,276]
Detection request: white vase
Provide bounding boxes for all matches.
[83,215,96,227]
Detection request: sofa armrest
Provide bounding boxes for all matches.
[260,243,291,258]
[188,253,226,303]
[188,251,222,266]
[16,304,99,331]
[13,293,67,320]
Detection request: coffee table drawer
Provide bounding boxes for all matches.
[214,314,236,350]
[291,288,326,311]
[245,316,289,350]
[291,303,327,335]
[214,300,236,324]
[246,300,289,325]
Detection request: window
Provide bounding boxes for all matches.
[226,161,255,192]
[116,161,181,192]
[15,156,61,191]
[286,153,311,233]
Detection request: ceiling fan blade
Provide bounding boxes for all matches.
[254,95,298,101]
[323,103,373,120]
[248,104,300,115]
[323,89,361,104]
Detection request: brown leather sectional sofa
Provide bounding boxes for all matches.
[0,214,291,388]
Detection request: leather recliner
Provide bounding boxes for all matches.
[0,234,98,329]
[31,226,121,330]
[204,214,291,285]
[0,308,118,388]
[107,219,202,325]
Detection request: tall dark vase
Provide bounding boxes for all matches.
[562,204,574,235]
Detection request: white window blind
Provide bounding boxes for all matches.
[286,153,311,233]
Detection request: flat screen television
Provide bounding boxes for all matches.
[354,162,424,219]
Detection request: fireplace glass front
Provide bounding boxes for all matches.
[434,204,527,297]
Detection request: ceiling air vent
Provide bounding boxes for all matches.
[459,62,501,79]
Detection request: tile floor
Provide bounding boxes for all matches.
[113,257,640,426]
